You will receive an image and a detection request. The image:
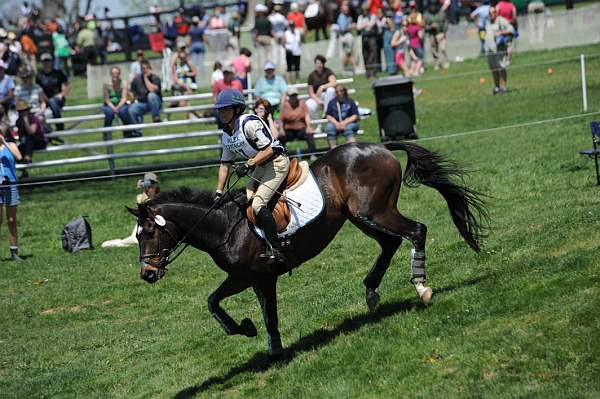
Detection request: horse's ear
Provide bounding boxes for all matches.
[125,205,139,218]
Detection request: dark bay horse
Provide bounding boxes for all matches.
[128,142,488,356]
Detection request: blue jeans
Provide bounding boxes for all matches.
[48,95,65,131]
[383,30,397,75]
[129,93,162,135]
[326,122,359,139]
[103,104,131,127]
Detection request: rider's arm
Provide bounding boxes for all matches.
[244,119,276,166]
[216,162,232,192]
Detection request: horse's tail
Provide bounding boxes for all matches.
[385,142,490,252]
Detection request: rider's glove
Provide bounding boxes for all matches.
[235,158,256,177]
[214,190,223,203]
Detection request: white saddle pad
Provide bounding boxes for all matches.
[251,169,325,239]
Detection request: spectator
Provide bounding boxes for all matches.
[380,8,396,75]
[0,114,23,261]
[357,3,380,78]
[306,54,336,122]
[0,61,15,113]
[527,1,546,43]
[212,65,243,101]
[174,13,190,50]
[231,48,252,89]
[337,2,358,75]
[36,53,70,132]
[425,2,449,70]
[283,22,302,84]
[325,84,358,149]
[228,12,242,52]
[305,0,328,41]
[211,61,224,86]
[129,59,162,136]
[76,20,96,65]
[130,50,144,81]
[470,0,491,55]
[15,99,47,165]
[287,2,307,36]
[390,21,410,77]
[189,16,207,75]
[269,4,288,70]
[278,86,317,157]
[368,0,384,15]
[254,98,280,139]
[495,0,517,59]
[19,31,37,75]
[15,68,48,120]
[253,4,273,73]
[254,61,288,111]
[170,46,198,118]
[485,6,514,94]
[52,28,72,76]
[406,10,425,77]
[102,66,132,135]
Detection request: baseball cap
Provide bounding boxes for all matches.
[287,86,298,96]
[263,61,276,71]
[40,53,52,61]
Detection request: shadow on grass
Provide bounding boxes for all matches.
[175,274,490,398]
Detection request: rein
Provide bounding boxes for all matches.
[140,172,242,270]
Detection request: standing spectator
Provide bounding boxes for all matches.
[357,3,380,78]
[425,2,449,70]
[253,4,273,73]
[306,55,336,121]
[269,4,288,70]
[102,66,132,134]
[390,21,410,77]
[76,19,97,65]
[380,9,397,75]
[189,16,207,75]
[0,116,23,261]
[527,1,546,43]
[485,7,514,95]
[305,0,328,41]
[212,65,243,101]
[19,32,37,75]
[170,46,198,118]
[279,86,317,157]
[470,0,491,55]
[287,2,306,36]
[337,2,358,75]
[36,53,70,132]
[14,68,48,120]
[254,98,280,139]
[0,61,15,113]
[325,84,358,149]
[406,10,425,77]
[129,60,162,136]
[283,22,302,84]
[254,61,288,111]
[496,0,517,59]
[231,48,252,89]
[129,50,144,81]
[95,21,109,65]
[211,61,224,86]
[228,12,242,53]
[15,99,47,165]
[448,0,461,25]
[368,0,384,16]
[52,28,72,76]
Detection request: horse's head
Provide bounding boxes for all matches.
[126,203,180,284]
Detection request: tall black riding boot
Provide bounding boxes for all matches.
[256,208,286,264]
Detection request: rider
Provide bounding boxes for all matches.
[214,88,290,264]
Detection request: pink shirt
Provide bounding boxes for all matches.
[497,1,515,23]
[212,79,244,97]
[406,24,422,49]
[231,55,249,76]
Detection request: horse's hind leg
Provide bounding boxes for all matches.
[253,278,283,357]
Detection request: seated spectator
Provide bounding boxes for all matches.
[170,46,198,118]
[0,60,15,113]
[231,48,252,89]
[130,50,144,81]
[212,65,243,101]
[279,86,317,158]
[129,60,162,137]
[325,84,358,149]
[15,100,47,165]
[254,61,287,111]
[253,98,280,139]
[306,54,336,122]
[36,53,70,132]
[15,68,48,121]
[102,66,132,134]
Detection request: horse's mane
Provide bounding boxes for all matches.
[146,187,245,207]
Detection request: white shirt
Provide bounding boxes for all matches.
[221,114,284,162]
[284,29,302,56]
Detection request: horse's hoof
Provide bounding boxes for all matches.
[240,318,258,337]
[415,283,433,306]
[366,288,380,311]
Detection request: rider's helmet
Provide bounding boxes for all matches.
[214,88,246,112]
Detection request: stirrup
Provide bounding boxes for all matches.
[259,247,286,265]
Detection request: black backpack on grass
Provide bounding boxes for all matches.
[61,217,93,253]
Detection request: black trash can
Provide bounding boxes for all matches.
[372,76,417,141]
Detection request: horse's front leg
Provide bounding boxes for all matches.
[208,276,257,337]
[253,278,283,357]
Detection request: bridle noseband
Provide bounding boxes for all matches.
[138,218,180,270]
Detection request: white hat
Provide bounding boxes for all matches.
[263,60,276,70]
[255,3,268,13]
[290,3,299,11]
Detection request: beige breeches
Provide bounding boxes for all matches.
[246,155,290,214]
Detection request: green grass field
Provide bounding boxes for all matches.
[1,43,599,398]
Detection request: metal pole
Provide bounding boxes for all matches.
[581,54,588,113]
[103,131,116,176]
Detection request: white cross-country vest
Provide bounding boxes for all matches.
[220,114,285,162]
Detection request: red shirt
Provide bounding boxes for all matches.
[212,79,244,97]
[369,0,383,15]
[287,12,305,29]
[497,1,515,23]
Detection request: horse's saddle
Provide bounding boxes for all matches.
[246,158,310,232]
